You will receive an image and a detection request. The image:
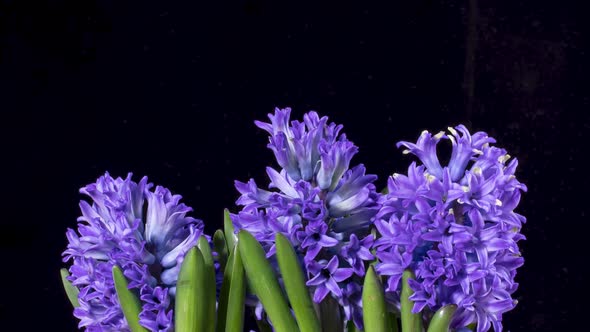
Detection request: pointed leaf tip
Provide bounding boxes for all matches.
[60,268,80,308]
[213,229,229,272]
[224,209,236,252]
[175,247,212,332]
[427,305,457,332]
[362,266,387,332]
[112,265,148,332]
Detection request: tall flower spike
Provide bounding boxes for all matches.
[374,125,527,332]
[233,108,380,329]
[63,173,214,331]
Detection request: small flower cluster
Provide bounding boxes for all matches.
[63,173,210,331]
[232,108,379,328]
[373,126,527,331]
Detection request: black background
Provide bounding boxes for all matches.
[1,1,588,331]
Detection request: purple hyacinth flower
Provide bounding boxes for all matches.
[450,210,513,269]
[451,277,517,332]
[233,108,380,329]
[340,282,364,329]
[339,234,374,276]
[446,125,496,181]
[397,130,446,179]
[63,173,214,332]
[375,247,413,292]
[306,256,354,302]
[373,125,527,331]
[297,220,339,262]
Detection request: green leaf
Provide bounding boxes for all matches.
[401,270,423,332]
[216,247,235,332]
[275,233,321,332]
[112,265,148,332]
[198,236,217,332]
[426,305,457,332]
[225,244,246,332]
[213,229,229,272]
[238,230,299,332]
[59,268,79,307]
[224,209,236,252]
[175,247,208,332]
[362,266,387,332]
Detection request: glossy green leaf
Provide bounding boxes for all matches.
[112,265,148,332]
[213,229,229,272]
[275,233,320,332]
[198,236,217,332]
[224,209,236,252]
[175,247,208,332]
[401,270,423,332]
[225,245,246,332]
[238,230,299,332]
[427,305,457,332]
[216,248,235,332]
[60,268,79,307]
[362,266,387,332]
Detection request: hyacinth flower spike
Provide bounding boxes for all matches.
[374,125,527,332]
[232,108,380,329]
[62,173,214,331]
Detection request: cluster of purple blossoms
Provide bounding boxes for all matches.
[232,108,380,328]
[63,173,211,331]
[373,126,527,331]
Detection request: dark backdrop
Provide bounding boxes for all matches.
[1,1,587,331]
